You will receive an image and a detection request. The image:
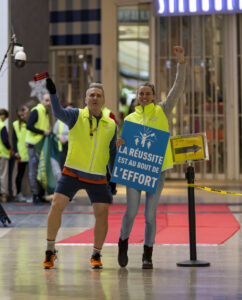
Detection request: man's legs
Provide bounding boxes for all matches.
[91,203,109,269]
[43,192,69,269]
[47,192,70,240]
[0,157,9,202]
[27,147,41,203]
[93,203,109,248]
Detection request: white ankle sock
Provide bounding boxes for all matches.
[92,247,101,256]
[47,240,55,252]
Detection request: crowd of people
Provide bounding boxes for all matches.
[0,94,73,204]
[0,45,186,271]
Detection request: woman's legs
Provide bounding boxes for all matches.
[118,186,141,267]
[142,172,166,269]
[120,186,141,240]
[16,162,27,194]
[144,171,166,247]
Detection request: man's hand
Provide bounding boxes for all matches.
[173,46,185,64]
[46,78,56,94]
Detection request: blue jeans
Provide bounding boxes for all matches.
[120,171,166,247]
[28,146,41,196]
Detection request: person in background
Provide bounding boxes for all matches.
[53,103,74,170]
[117,46,186,269]
[12,105,30,202]
[128,98,136,115]
[25,93,51,204]
[43,79,117,270]
[119,96,129,118]
[0,109,11,203]
[118,96,129,136]
[102,107,118,124]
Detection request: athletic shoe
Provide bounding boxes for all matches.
[91,253,103,269]
[43,250,57,269]
[0,195,8,203]
[16,193,27,202]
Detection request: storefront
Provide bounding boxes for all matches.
[49,0,242,180]
[106,0,242,180]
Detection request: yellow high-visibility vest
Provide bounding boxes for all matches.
[13,120,28,161]
[25,103,50,145]
[0,119,10,158]
[65,107,116,175]
[125,103,173,171]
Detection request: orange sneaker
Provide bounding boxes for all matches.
[43,250,57,269]
[91,253,103,269]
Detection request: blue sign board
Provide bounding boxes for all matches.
[153,0,242,16]
[111,121,170,194]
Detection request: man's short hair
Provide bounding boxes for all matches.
[86,83,105,98]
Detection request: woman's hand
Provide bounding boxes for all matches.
[116,137,125,148]
[173,46,185,64]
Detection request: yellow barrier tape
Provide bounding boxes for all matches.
[187,184,242,196]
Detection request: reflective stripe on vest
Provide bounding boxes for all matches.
[57,120,64,152]
[13,120,28,162]
[25,103,50,145]
[125,103,173,170]
[0,119,10,158]
[65,107,116,175]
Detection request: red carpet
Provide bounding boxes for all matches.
[57,204,240,245]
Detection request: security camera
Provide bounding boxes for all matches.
[12,43,26,68]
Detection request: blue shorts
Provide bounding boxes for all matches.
[55,174,113,204]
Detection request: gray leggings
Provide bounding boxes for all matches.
[120,171,166,247]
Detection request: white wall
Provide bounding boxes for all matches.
[0,0,9,110]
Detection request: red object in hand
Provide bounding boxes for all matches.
[33,72,49,81]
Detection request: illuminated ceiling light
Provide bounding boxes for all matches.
[189,0,197,12]
[227,0,233,10]
[155,0,241,15]
[169,0,175,13]
[202,0,209,11]
[158,0,165,13]
[178,0,184,12]
[214,0,222,11]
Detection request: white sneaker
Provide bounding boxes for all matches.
[16,193,27,202]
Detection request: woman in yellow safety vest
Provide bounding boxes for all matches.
[0,109,11,203]
[117,46,186,269]
[12,105,30,202]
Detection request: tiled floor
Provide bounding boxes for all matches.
[1,180,242,300]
